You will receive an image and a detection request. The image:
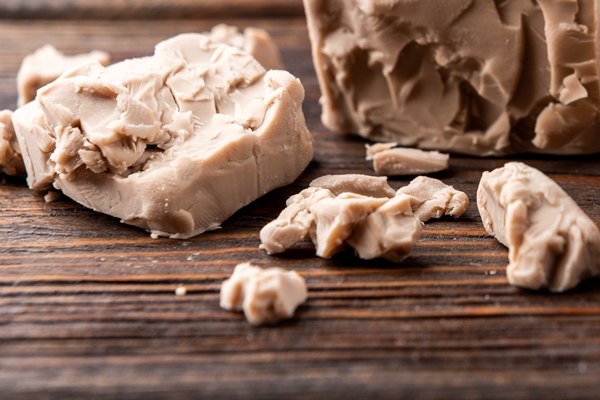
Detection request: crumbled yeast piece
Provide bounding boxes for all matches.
[0,110,25,177]
[260,174,467,262]
[12,32,313,239]
[398,176,470,222]
[477,162,600,292]
[346,193,421,262]
[43,190,61,203]
[17,45,111,107]
[260,174,400,258]
[220,262,307,325]
[309,174,396,197]
[259,187,335,254]
[366,143,449,176]
[304,0,600,156]
[310,192,389,258]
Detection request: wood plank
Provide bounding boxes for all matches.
[0,0,304,19]
[0,16,599,399]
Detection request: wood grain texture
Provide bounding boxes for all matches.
[0,0,304,19]
[1,10,600,400]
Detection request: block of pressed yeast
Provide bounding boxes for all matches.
[477,162,600,292]
[304,0,600,156]
[12,33,313,239]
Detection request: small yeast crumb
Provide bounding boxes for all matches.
[220,262,307,325]
[44,191,62,203]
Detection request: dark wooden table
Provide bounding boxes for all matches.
[1,1,599,398]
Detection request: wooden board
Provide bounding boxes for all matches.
[1,8,600,399]
[0,0,305,19]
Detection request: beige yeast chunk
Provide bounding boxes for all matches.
[347,193,421,262]
[477,162,600,292]
[220,262,308,325]
[310,173,395,197]
[12,33,313,239]
[260,174,424,262]
[0,110,25,177]
[398,176,469,222]
[260,187,334,254]
[304,0,600,155]
[309,193,388,258]
[366,143,449,176]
